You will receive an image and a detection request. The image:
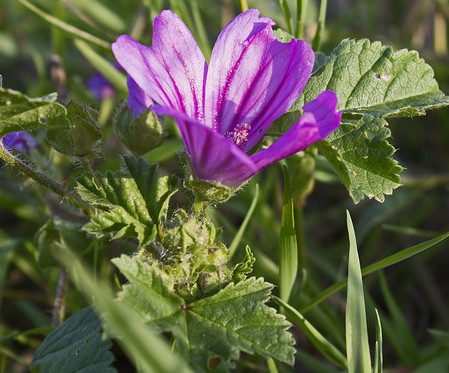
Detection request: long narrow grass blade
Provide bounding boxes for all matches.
[301,230,449,313]
[18,0,110,49]
[274,296,347,368]
[190,0,211,60]
[312,0,328,51]
[279,168,298,302]
[56,249,192,373]
[229,184,259,257]
[373,309,383,373]
[345,211,371,373]
[73,39,127,95]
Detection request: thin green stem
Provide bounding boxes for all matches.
[278,0,294,35]
[312,0,328,51]
[296,0,309,38]
[17,0,110,49]
[0,144,93,215]
[240,0,249,12]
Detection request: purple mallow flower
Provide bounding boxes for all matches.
[2,131,37,153]
[112,9,342,188]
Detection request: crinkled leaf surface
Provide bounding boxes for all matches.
[294,39,449,117]
[76,156,178,245]
[113,255,296,372]
[31,307,116,373]
[0,88,67,136]
[316,116,402,203]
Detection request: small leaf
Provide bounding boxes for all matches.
[0,88,67,136]
[77,157,178,245]
[31,307,116,373]
[317,116,403,203]
[295,39,449,117]
[113,255,296,371]
[345,211,371,373]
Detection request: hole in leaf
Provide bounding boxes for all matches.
[208,356,222,369]
[39,117,47,124]
[75,349,81,356]
[375,73,381,79]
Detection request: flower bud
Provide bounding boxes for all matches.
[114,103,164,156]
[46,100,101,157]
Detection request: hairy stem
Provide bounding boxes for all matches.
[0,144,93,215]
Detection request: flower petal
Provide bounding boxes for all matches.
[112,10,207,121]
[204,9,314,152]
[127,76,153,116]
[251,90,342,170]
[2,131,37,153]
[153,106,258,188]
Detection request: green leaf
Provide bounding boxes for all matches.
[31,307,116,373]
[76,156,178,245]
[279,167,298,302]
[274,296,347,369]
[345,211,371,373]
[0,88,67,136]
[122,156,178,224]
[55,249,193,373]
[317,116,403,203]
[113,255,296,371]
[295,39,449,117]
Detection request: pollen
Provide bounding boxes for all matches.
[225,123,251,148]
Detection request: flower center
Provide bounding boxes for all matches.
[225,123,251,148]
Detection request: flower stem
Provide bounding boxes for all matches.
[0,144,93,215]
[240,0,248,12]
[312,0,328,51]
[296,0,309,39]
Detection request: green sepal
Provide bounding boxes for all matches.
[185,177,238,204]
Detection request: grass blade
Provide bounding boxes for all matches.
[18,0,110,49]
[229,184,259,257]
[274,296,347,368]
[301,230,449,313]
[345,210,371,373]
[73,39,127,95]
[373,309,383,373]
[279,168,298,302]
